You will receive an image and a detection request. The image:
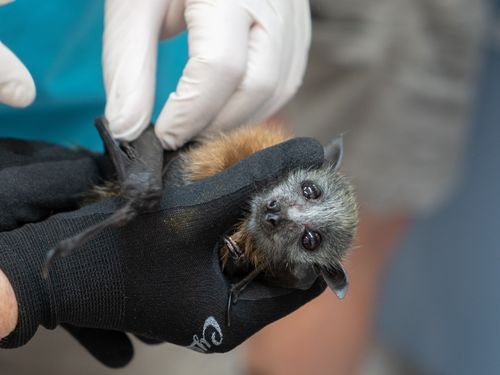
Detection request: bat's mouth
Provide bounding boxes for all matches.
[256,217,275,236]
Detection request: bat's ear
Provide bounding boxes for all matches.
[324,136,343,172]
[322,265,349,299]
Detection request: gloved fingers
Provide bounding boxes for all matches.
[62,324,134,368]
[161,0,187,39]
[163,137,324,218]
[211,278,325,353]
[246,277,325,319]
[0,41,35,107]
[103,0,168,142]
[0,139,101,232]
[211,136,324,191]
[209,0,312,131]
[155,0,253,150]
[250,0,312,123]
[209,21,283,131]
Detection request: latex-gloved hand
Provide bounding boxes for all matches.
[103,0,311,149]
[0,136,325,364]
[0,1,35,107]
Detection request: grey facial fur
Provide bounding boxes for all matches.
[245,163,358,277]
[175,133,357,298]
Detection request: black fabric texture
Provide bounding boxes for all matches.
[62,324,134,368]
[0,138,102,231]
[0,136,326,354]
[0,138,135,367]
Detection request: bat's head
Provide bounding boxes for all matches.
[247,136,358,298]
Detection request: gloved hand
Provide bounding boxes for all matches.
[0,136,325,364]
[0,137,139,367]
[103,0,312,149]
[0,42,36,107]
[0,1,36,107]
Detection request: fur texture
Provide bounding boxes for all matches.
[181,123,358,283]
[181,122,289,181]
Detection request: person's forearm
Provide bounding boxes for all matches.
[0,268,18,338]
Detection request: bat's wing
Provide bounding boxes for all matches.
[42,117,164,278]
[94,117,164,209]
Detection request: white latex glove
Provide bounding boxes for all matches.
[0,1,36,108]
[103,0,311,149]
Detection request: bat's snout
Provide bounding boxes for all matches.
[262,199,284,229]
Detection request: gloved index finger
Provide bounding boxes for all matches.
[53,137,323,219]
[160,137,324,209]
[154,1,253,149]
[103,0,168,142]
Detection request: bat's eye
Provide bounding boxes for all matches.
[302,230,322,251]
[301,180,321,200]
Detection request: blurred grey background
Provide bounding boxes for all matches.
[377,10,500,374]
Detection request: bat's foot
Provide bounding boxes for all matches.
[226,265,266,327]
[223,235,242,260]
[226,283,245,328]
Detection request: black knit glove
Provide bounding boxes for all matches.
[0,137,140,367]
[0,137,325,361]
[0,137,101,231]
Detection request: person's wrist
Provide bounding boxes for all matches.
[0,267,18,338]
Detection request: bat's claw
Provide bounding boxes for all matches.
[225,264,266,327]
[223,236,242,260]
[226,290,233,327]
[226,284,243,327]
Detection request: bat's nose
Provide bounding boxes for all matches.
[264,212,282,227]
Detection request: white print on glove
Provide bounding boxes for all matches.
[187,316,223,353]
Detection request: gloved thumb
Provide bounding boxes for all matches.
[0,41,35,107]
[62,324,134,368]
